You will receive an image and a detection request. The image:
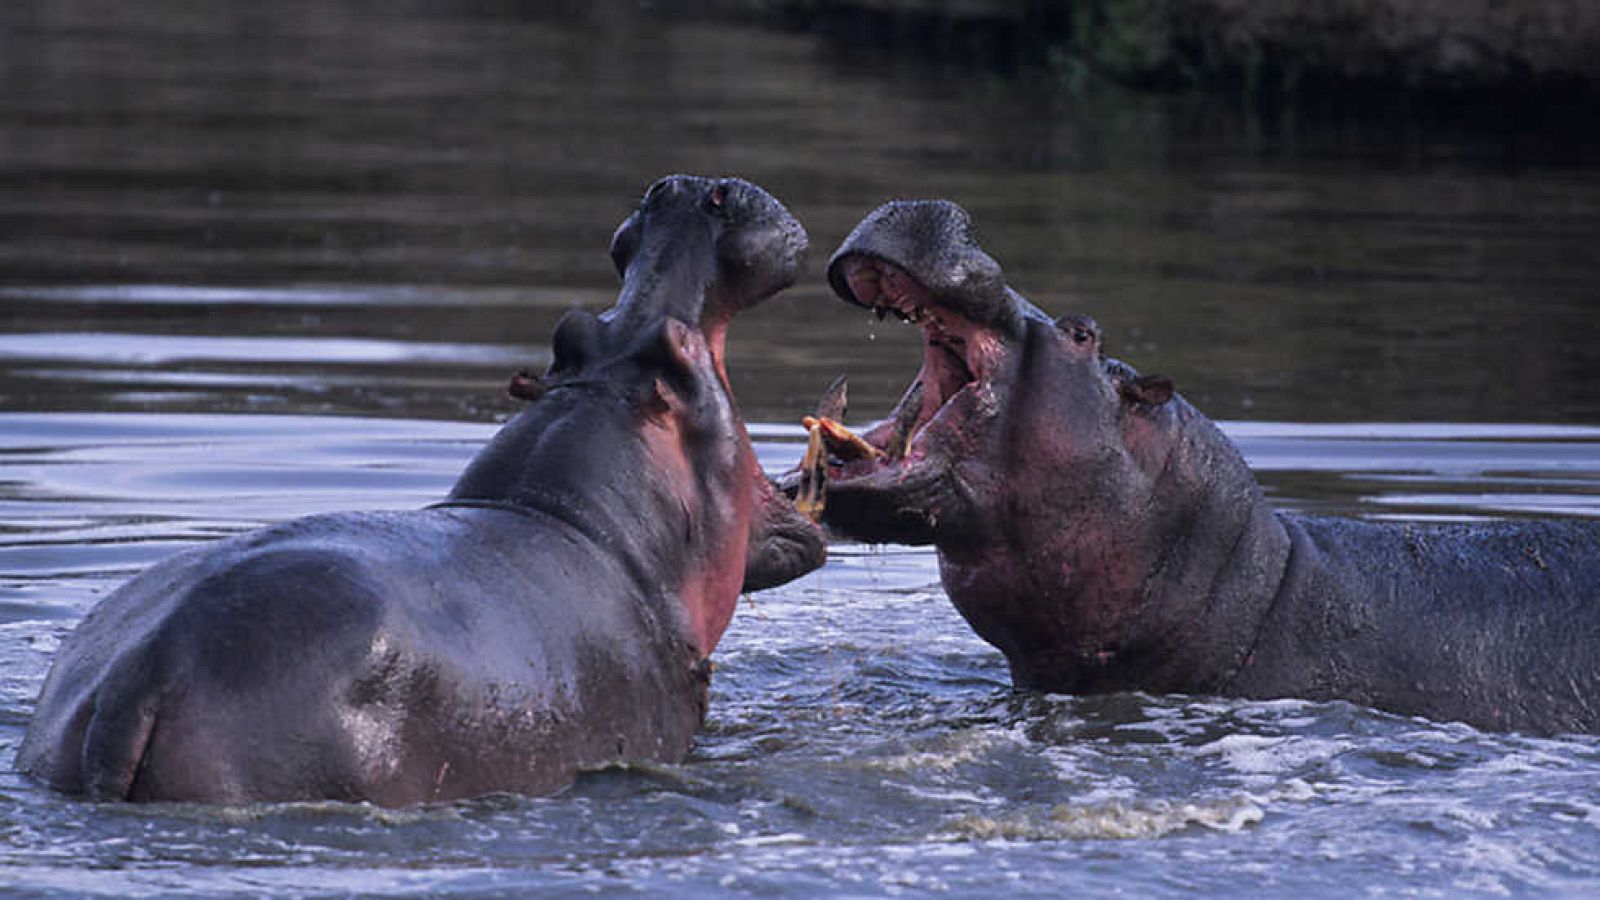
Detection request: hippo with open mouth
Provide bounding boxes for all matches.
[17,175,825,805]
[800,199,1600,735]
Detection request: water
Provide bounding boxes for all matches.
[4,2,1600,896]
[4,414,1600,895]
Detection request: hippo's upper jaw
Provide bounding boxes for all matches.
[825,200,1050,338]
[606,175,808,350]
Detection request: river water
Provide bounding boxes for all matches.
[4,3,1600,896]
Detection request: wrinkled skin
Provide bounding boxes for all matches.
[18,176,825,805]
[814,199,1600,735]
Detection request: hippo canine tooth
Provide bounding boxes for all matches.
[794,424,827,522]
[802,416,884,462]
[885,379,925,460]
[813,373,849,423]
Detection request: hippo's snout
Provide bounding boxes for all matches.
[718,188,808,301]
[686,175,809,295]
[825,200,1048,338]
[611,174,807,327]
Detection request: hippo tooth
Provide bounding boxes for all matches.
[803,415,884,462]
[884,379,925,460]
[814,373,848,422]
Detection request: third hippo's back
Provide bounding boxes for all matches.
[1232,514,1600,734]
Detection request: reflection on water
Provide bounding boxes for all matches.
[1232,422,1600,519]
[0,332,539,366]
[3,1,1600,896]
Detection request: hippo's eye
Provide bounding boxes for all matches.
[1071,327,1092,344]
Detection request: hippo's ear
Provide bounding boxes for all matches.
[550,309,603,374]
[1119,374,1174,408]
[651,318,704,378]
[638,318,705,421]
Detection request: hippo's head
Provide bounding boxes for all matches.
[460,175,820,658]
[816,199,1176,547]
[811,201,1263,690]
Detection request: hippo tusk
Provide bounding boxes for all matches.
[796,375,852,522]
[795,416,888,522]
[803,417,884,462]
[815,373,849,423]
[795,422,828,522]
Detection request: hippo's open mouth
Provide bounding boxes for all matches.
[794,254,1010,520]
[846,253,1003,454]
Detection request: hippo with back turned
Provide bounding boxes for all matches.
[17,175,825,805]
[803,199,1600,735]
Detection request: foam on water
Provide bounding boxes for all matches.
[949,795,1265,841]
[1194,733,1355,777]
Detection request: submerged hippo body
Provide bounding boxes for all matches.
[811,199,1600,735]
[18,176,825,805]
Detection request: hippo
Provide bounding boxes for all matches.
[801,199,1600,735]
[17,175,825,805]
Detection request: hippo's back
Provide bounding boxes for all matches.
[19,506,702,805]
[1237,515,1600,734]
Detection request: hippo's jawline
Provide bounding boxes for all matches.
[826,254,1004,480]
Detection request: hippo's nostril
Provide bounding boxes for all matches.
[1054,313,1099,346]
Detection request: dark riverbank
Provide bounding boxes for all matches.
[749,1,1600,116]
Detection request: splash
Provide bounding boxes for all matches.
[950,795,1264,841]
